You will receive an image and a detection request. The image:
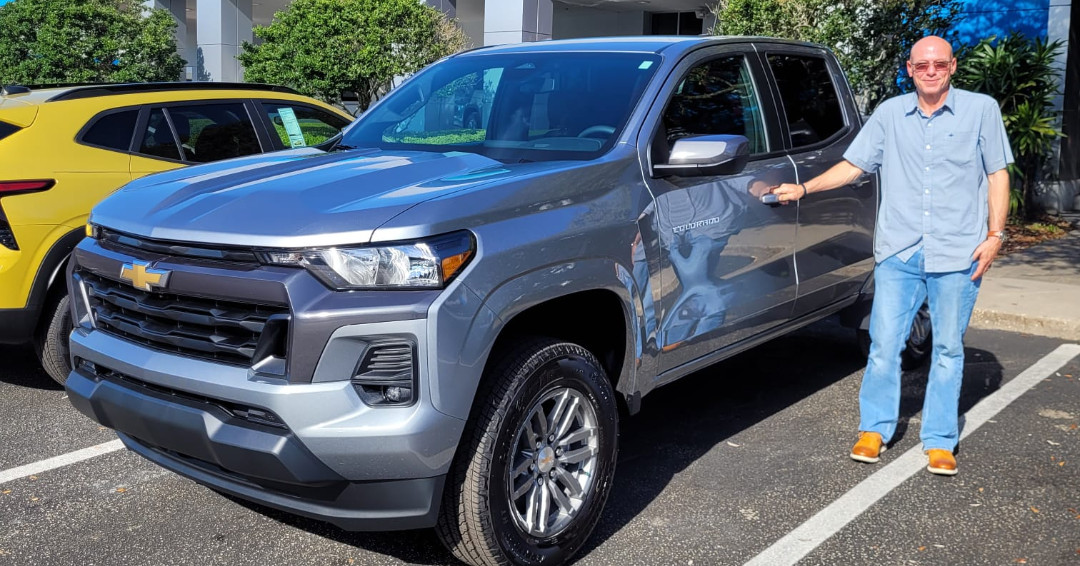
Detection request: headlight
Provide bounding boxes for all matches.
[259,231,474,290]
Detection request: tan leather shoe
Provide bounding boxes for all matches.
[850,432,886,463]
[926,449,958,476]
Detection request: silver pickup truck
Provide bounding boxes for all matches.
[65,36,929,566]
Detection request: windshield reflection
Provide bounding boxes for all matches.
[340,52,661,163]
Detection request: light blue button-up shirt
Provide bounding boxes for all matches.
[843,87,1014,273]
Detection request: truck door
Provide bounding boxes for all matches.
[637,47,800,375]
[759,47,876,317]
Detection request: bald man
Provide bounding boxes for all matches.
[772,36,1013,476]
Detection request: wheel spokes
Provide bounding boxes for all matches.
[558,445,597,465]
[508,386,600,538]
[553,466,583,498]
[547,477,574,514]
[559,426,594,447]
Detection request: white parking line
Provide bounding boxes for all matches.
[0,439,125,485]
[744,343,1080,566]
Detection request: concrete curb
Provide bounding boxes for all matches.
[969,309,1080,340]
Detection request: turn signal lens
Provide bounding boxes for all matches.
[441,249,473,281]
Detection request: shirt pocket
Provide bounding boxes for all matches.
[942,130,978,166]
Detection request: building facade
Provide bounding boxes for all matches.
[150,0,1076,210]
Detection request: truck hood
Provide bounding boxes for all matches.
[91,148,519,248]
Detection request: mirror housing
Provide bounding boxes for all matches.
[652,134,751,177]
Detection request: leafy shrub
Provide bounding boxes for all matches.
[239,0,469,115]
[954,33,1065,220]
[710,0,962,113]
[383,129,486,145]
[0,0,185,84]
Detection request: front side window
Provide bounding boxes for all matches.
[766,53,845,148]
[261,102,351,148]
[658,55,768,157]
[167,103,261,163]
[340,52,662,162]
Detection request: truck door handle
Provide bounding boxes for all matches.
[759,193,782,207]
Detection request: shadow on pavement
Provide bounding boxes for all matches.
[220,492,455,565]
[198,319,1006,565]
[215,318,871,564]
[0,344,63,391]
[893,346,1004,454]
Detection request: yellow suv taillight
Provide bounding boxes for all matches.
[0,179,55,250]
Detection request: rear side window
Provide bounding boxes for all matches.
[766,54,845,148]
[261,102,350,148]
[81,110,139,151]
[138,108,182,161]
[0,120,20,142]
[166,103,261,163]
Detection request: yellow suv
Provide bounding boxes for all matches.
[0,82,353,384]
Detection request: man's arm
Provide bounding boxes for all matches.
[770,160,866,203]
[970,167,1010,280]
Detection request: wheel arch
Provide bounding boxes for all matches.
[437,259,643,423]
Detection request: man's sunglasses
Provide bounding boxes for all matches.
[910,60,952,73]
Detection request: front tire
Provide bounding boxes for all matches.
[36,294,73,385]
[436,339,619,566]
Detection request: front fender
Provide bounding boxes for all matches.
[428,257,647,420]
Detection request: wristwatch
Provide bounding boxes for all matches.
[988,230,1007,243]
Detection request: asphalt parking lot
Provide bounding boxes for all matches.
[1,320,1078,566]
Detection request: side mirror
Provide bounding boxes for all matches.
[652,134,751,177]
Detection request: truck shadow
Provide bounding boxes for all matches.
[218,317,1004,565]
[0,344,63,391]
[582,322,1003,557]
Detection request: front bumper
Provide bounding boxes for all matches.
[66,329,464,530]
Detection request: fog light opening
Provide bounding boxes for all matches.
[351,339,417,407]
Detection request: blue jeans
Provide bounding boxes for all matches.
[859,248,981,452]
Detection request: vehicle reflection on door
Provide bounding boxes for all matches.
[636,161,799,373]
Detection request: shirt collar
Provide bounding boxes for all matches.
[906,87,957,117]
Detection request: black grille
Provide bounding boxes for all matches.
[80,270,289,365]
[98,228,261,264]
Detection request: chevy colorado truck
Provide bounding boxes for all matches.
[66,37,929,565]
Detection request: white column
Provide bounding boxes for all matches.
[484,0,552,46]
[145,0,192,80]
[1048,1,1071,114]
[1047,0,1074,210]
[424,0,457,20]
[196,0,253,82]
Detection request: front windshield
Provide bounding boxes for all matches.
[339,52,662,162]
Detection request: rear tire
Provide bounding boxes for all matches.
[436,338,619,566]
[857,302,932,371]
[464,111,481,130]
[36,294,73,385]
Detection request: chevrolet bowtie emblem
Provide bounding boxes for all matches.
[119,261,170,291]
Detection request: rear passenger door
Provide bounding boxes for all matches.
[129,101,266,177]
[759,45,876,318]
[638,46,800,374]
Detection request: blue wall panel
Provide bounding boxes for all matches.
[955,0,1049,45]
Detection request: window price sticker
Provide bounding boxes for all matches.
[278,107,306,147]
